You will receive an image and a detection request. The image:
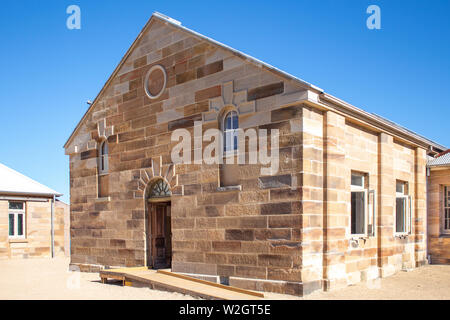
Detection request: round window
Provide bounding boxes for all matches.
[144,65,167,99]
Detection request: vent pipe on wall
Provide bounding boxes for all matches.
[51,195,55,258]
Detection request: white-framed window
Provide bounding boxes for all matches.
[368,189,376,236]
[442,186,450,234]
[351,172,367,236]
[223,110,238,153]
[8,201,25,239]
[98,140,109,174]
[395,181,412,235]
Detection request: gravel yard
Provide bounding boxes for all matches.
[0,257,449,300]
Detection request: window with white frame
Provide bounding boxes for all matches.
[98,140,109,174]
[223,110,238,153]
[8,201,25,239]
[351,173,367,236]
[395,181,411,234]
[443,186,450,233]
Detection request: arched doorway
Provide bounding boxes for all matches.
[146,179,172,269]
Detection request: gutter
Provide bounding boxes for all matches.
[0,191,63,197]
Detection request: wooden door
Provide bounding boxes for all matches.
[150,202,171,269]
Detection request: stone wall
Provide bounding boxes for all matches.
[309,112,427,291]
[427,167,450,264]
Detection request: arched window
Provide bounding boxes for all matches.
[223,110,238,153]
[148,179,171,199]
[99,141,109,174]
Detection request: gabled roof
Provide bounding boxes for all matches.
[0,163,62,197]
[63,12,321,150]
[63,12,447,153]
[428,150,450,167]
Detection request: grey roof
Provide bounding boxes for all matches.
[0,163,62,197]
[428,152,450,167]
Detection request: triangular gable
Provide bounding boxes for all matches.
[63,12,320,151]
[64,12,446,153]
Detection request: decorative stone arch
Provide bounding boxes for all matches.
[202,80,255,124]
[130,156,181,199]
[130,157,180,268]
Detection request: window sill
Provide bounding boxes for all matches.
[438,234,450,238]
[95,196,111,202]
[350,234,369,240]
[217,185,242,192]
[9,239,28,243]
[222,150,239,158]
[394,233,409,239]
[349,235,376,247]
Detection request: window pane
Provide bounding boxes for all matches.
[9,214,14,236]
[232,112,238,129]
[396,182,404,194]
[226,114,232,129]
[446,187,449,208]
[396,197,406,232]
[224,131,232,152]
[351,191,365,234]
[351,174,363,187]
[9,202,23,210]
[17,214,23,236]
[446,208,450,231]
[104,155,108,172]
[101,155,104,171]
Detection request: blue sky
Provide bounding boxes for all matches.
[0,0,449,203]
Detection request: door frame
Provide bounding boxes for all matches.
[146,198,171,269]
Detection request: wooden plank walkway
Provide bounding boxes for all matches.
[99,267,264,300]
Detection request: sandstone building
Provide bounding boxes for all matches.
[64,13,447,295]
[0,163,69,259]
[427,151,450,265]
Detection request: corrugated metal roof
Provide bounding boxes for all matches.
[428,151,450,167]
[0,163,62,197]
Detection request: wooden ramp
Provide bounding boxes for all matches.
[99,267,264,300]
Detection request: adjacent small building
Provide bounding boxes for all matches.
[427,151,450,264]
[0,163,69,259]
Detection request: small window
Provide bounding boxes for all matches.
[223,110,238,153]
[98,140,109,198]
[8,201,25,238]
[443,186,450,233]
[98,140,109,174]
[351,173,367,236]
[395,181,411,234]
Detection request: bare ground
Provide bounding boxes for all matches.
[0,257,449,300]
